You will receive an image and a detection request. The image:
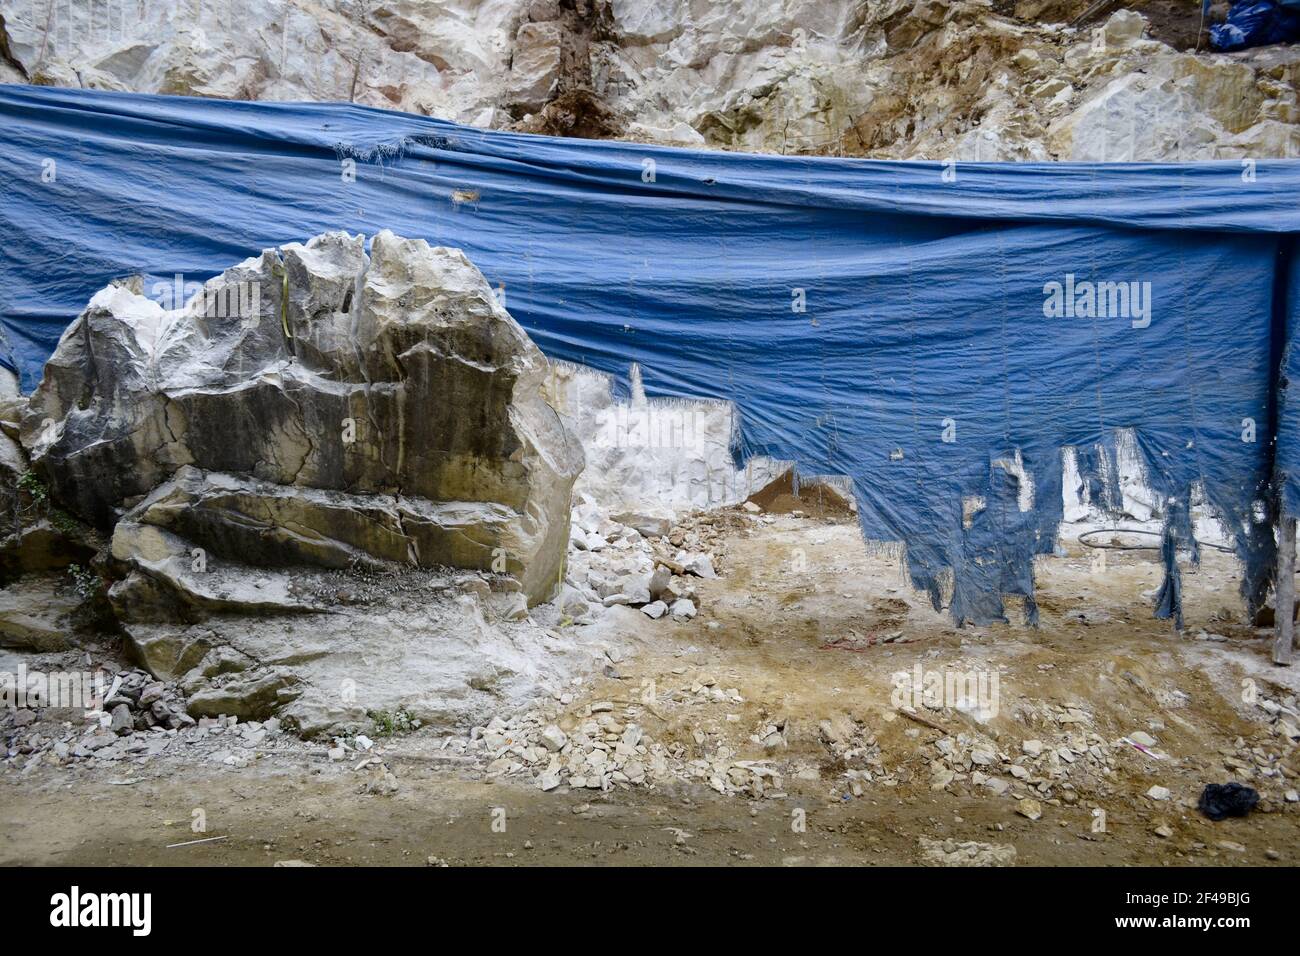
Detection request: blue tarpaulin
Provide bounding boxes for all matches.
[3,84,1300,625]
[1210,0,1300,51]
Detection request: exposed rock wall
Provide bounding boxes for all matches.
[0,230,594,734]
[23,230,583,605]
[114,555,597,736]
[545,360,786,526]
[1,0,1295,159]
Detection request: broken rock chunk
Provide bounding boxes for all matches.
[641,600,668,619]
[669,598,696,621]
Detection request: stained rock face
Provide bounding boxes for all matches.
[2,1,1296,160]
[23,230,583,607]
[116,563,593,735]
[10,230,586,733]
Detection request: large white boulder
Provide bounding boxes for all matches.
[24,230,583,606]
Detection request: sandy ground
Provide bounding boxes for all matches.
[4,507,1299,867]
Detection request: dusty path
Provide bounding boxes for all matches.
[5,765,1278,867]
[4,510,1299,866]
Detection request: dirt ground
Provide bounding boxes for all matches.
[4,506,1298,867]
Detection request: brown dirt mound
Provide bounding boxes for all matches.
[746,470,856,519]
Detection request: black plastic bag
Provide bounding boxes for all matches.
[1197,782,1260,821]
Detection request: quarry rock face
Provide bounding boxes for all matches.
[545,361,787,521]
[23,230,583,607]
[10,229,586,733]
[114,558,595,736]
[2,1,1297,160]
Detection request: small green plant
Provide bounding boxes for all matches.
[368,708,420,737]
[66,563,102,599]
[16,472,82,535]
[17,470,48,504]
[49,507,79,535]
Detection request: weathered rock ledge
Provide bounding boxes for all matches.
[1,230,590,734]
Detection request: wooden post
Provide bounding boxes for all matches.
[1274,515,1296,665]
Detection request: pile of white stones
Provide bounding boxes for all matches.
[918,836,1017,867]
[934,709,1116,802]
[818,714,895,794]
[438,691,798,798]
[559,497,718,625]
[4,667,194,768]
[2,686,296,772]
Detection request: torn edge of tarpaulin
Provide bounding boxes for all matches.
[605,325,1275,629]
[847,428,1272,630]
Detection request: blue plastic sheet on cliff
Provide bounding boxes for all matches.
[3,85,1300,627]
[1210,0,1300,52]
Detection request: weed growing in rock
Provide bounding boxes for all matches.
[17,469,47,504]
[65,563,103,599]
[369,709,420,737]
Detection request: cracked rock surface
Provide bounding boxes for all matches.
[14,230,588,734]
[24,229,582,606]
[1,1,1295,159]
